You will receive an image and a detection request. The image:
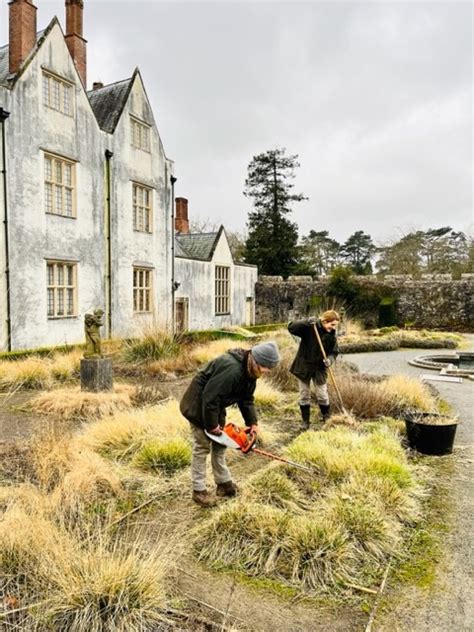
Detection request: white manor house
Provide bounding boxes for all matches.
[0,0,256,351]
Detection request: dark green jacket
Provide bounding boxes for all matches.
[179,349,258,431]
[288,318,338,382]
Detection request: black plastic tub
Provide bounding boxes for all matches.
[404,412,458,456]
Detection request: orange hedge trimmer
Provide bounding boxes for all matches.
[205,423,313,473]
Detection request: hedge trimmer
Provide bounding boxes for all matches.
[205,423,313,473]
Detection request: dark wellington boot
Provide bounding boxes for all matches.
[319,404,331,422]
[299,405,311,430]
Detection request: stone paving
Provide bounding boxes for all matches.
[346,337,473,632]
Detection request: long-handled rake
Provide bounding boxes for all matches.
[312,323,353,419]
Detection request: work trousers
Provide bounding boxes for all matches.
[190,425,232,492]
[297,378,329,407]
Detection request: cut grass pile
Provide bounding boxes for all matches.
[0,351,82,390]
[29,383,137,420]
[0,500,172,632]
[196,423,422,594]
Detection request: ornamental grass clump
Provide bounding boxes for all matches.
[0,502,173,632]
[382,375,437,414]
[196,502,290,575]
[131,437,191,474]
[0,357,51,390]
[49,350,82,381]
[280,515,355,592]
[30,384,136,420]
[285,427,414,489]
[243,466,307,511]
[123,327,183,363]
[254,378,285,409]
[190,338,251,365]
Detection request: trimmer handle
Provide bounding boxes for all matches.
[242,427,257,454]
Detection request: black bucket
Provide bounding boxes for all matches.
[404,412,458,456]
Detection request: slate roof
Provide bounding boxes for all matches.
[87,77,134,133]
[175,230,222,261]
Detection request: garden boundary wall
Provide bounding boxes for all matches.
[255,273,474,331]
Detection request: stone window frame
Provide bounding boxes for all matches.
[133,267,153,313]
[46,260,78,319]
[132,182,153,233]
[42,69,74,117]
[215,265,231,315]
[130,115,151,152]
[44,152,77,218]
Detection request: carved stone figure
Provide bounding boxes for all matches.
[84,309,104,357]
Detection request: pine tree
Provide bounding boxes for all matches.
[243,148,306,276]
[341,230,376,274]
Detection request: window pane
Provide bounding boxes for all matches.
[45,183,53,213]
[52,79,60,109]
[64,163,72,186]
[57,265,64,285]
[47,264,54,286]
[57,289,64,315]
[67,288,74,315]
[42,74,49,105]
[63,84,71,115]
[64,189,72,217]
[55,160,62,184]
[67,265,73,286]
[55,185,62,214]
[47,288,54,316]
[45,157,52,181]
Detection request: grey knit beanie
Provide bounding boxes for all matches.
[250,341,281,369]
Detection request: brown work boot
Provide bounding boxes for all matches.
[192,490,216,508]
[216,481,238,497]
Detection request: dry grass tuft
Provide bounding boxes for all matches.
[30,384,137,420]
[190,338,251,365]
[0,357,51,390]
[0,501,172,632]
[80,399,190,466]
[382,375,438,414]
[254,378,285,409]
[243,466,306,511]
[131,437,192,474]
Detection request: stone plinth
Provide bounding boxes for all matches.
[80,357,113,392]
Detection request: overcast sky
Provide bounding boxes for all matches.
[1,1,472,244]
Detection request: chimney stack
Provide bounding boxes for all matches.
[175,198,190,234]
[9,0,37,75]
[65,0,87,87]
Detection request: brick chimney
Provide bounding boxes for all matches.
[9,0,37,75]
[175,198,190,234]
[65,0,87,87]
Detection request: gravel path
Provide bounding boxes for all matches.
[345,338,474,632]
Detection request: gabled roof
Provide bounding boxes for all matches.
[175,227,225,262]
[0,29,46,86]
[87,74,135,133]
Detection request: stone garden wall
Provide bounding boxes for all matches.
[255,273,474,331]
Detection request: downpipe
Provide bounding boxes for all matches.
[0,107,11,352]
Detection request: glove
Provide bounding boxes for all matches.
[208,426,222,436]
[308,316,317,326]
[323,358,330,368]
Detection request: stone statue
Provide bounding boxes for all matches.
[84,309,104,358]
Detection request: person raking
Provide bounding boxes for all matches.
[288,310,340,430]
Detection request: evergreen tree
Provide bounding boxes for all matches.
[341,230,376,274]
[298,230,341,275]
[243,148,306,276]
